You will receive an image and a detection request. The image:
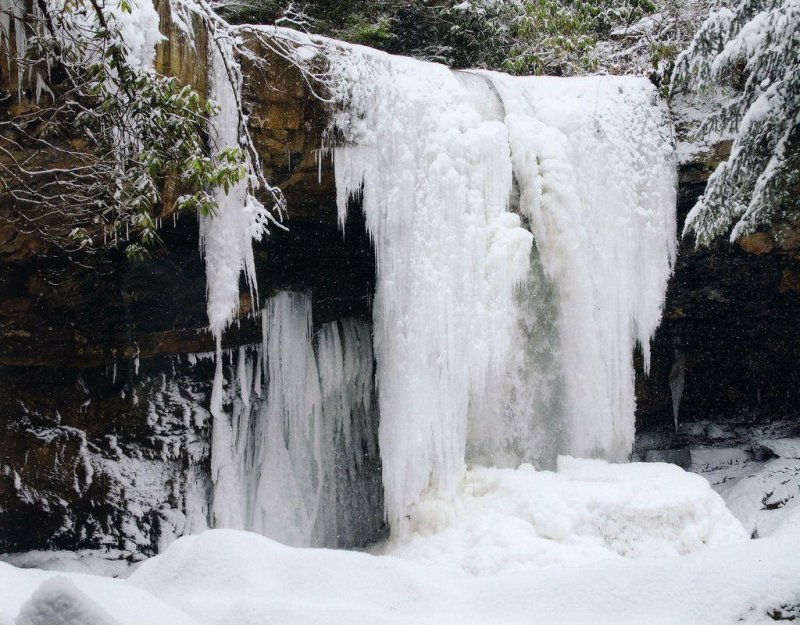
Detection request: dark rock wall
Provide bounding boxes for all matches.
[635,157,800,440]
[0,13,378,553]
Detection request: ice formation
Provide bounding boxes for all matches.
[468,73,677,466]
[329,46,534,526]
[382,458,747,575]
[211,292,383,547]
[328,43,676,524]
[201,37,264,422]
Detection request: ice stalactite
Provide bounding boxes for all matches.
[211,292,383,547]
[201,37,264,355]
[200,32,286,525]
[669,351,686,431]
[329,47,534,528]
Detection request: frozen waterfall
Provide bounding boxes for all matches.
[203,35,676,541]
[211,292,383,547]
[328,44,676,528]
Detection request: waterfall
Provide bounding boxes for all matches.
[329,48,534,528]
[202,34,676,541]
[328,44,677,527]
[468,72,678,465]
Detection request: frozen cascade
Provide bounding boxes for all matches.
[328,44,676,525]
[211,292,384,547]
[464,73,678,465]
[200,32,274,421]
[329,47,534,527]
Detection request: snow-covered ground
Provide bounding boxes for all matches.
[2,458,799,625]
[689,439,800,539]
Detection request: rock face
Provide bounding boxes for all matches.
[635,148,800,444]
[0,8,374,554]
[1,8,798,554]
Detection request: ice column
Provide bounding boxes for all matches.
[329,47,533,527]
[211,292,382,547]
[478,73,678,462]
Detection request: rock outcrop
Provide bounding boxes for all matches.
[0,7,373,554]
[635,136,800,443]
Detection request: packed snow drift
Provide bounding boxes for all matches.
[0,457,789,625]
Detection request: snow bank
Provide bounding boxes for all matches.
[15,577,119,625]
[382,458,747,575]
[123,528,800,625]
[719,458,800,538]
[0,563,198,625]
[0,491,794,625]
[0,550,133,578]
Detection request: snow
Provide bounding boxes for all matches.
[108,0,163,71]
[688,442,800,539]
[1,461,796,625]
[0,563,198,625]
[755,438,800,460]
[15,577,120,625]
[717,458,800,538]
[0,524,785,625]
[382,458,747,575]
[0,550,134,579]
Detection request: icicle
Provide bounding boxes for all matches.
[210,292,380,547]
[326,45,676,527]
[669,351,686,432]
[237,345,251,408]
[200,35,266,342]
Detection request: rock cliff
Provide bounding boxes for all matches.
[0,6,374,554]
[1,6,797,555]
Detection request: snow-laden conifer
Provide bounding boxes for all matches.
[671,0,800,245]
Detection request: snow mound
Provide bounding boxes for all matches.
[0,563,198,625]
[1,525,799,625]
[15,577,119,625]
[126,528,800,625]
[719,458,800,538]
[382,458,747,574]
